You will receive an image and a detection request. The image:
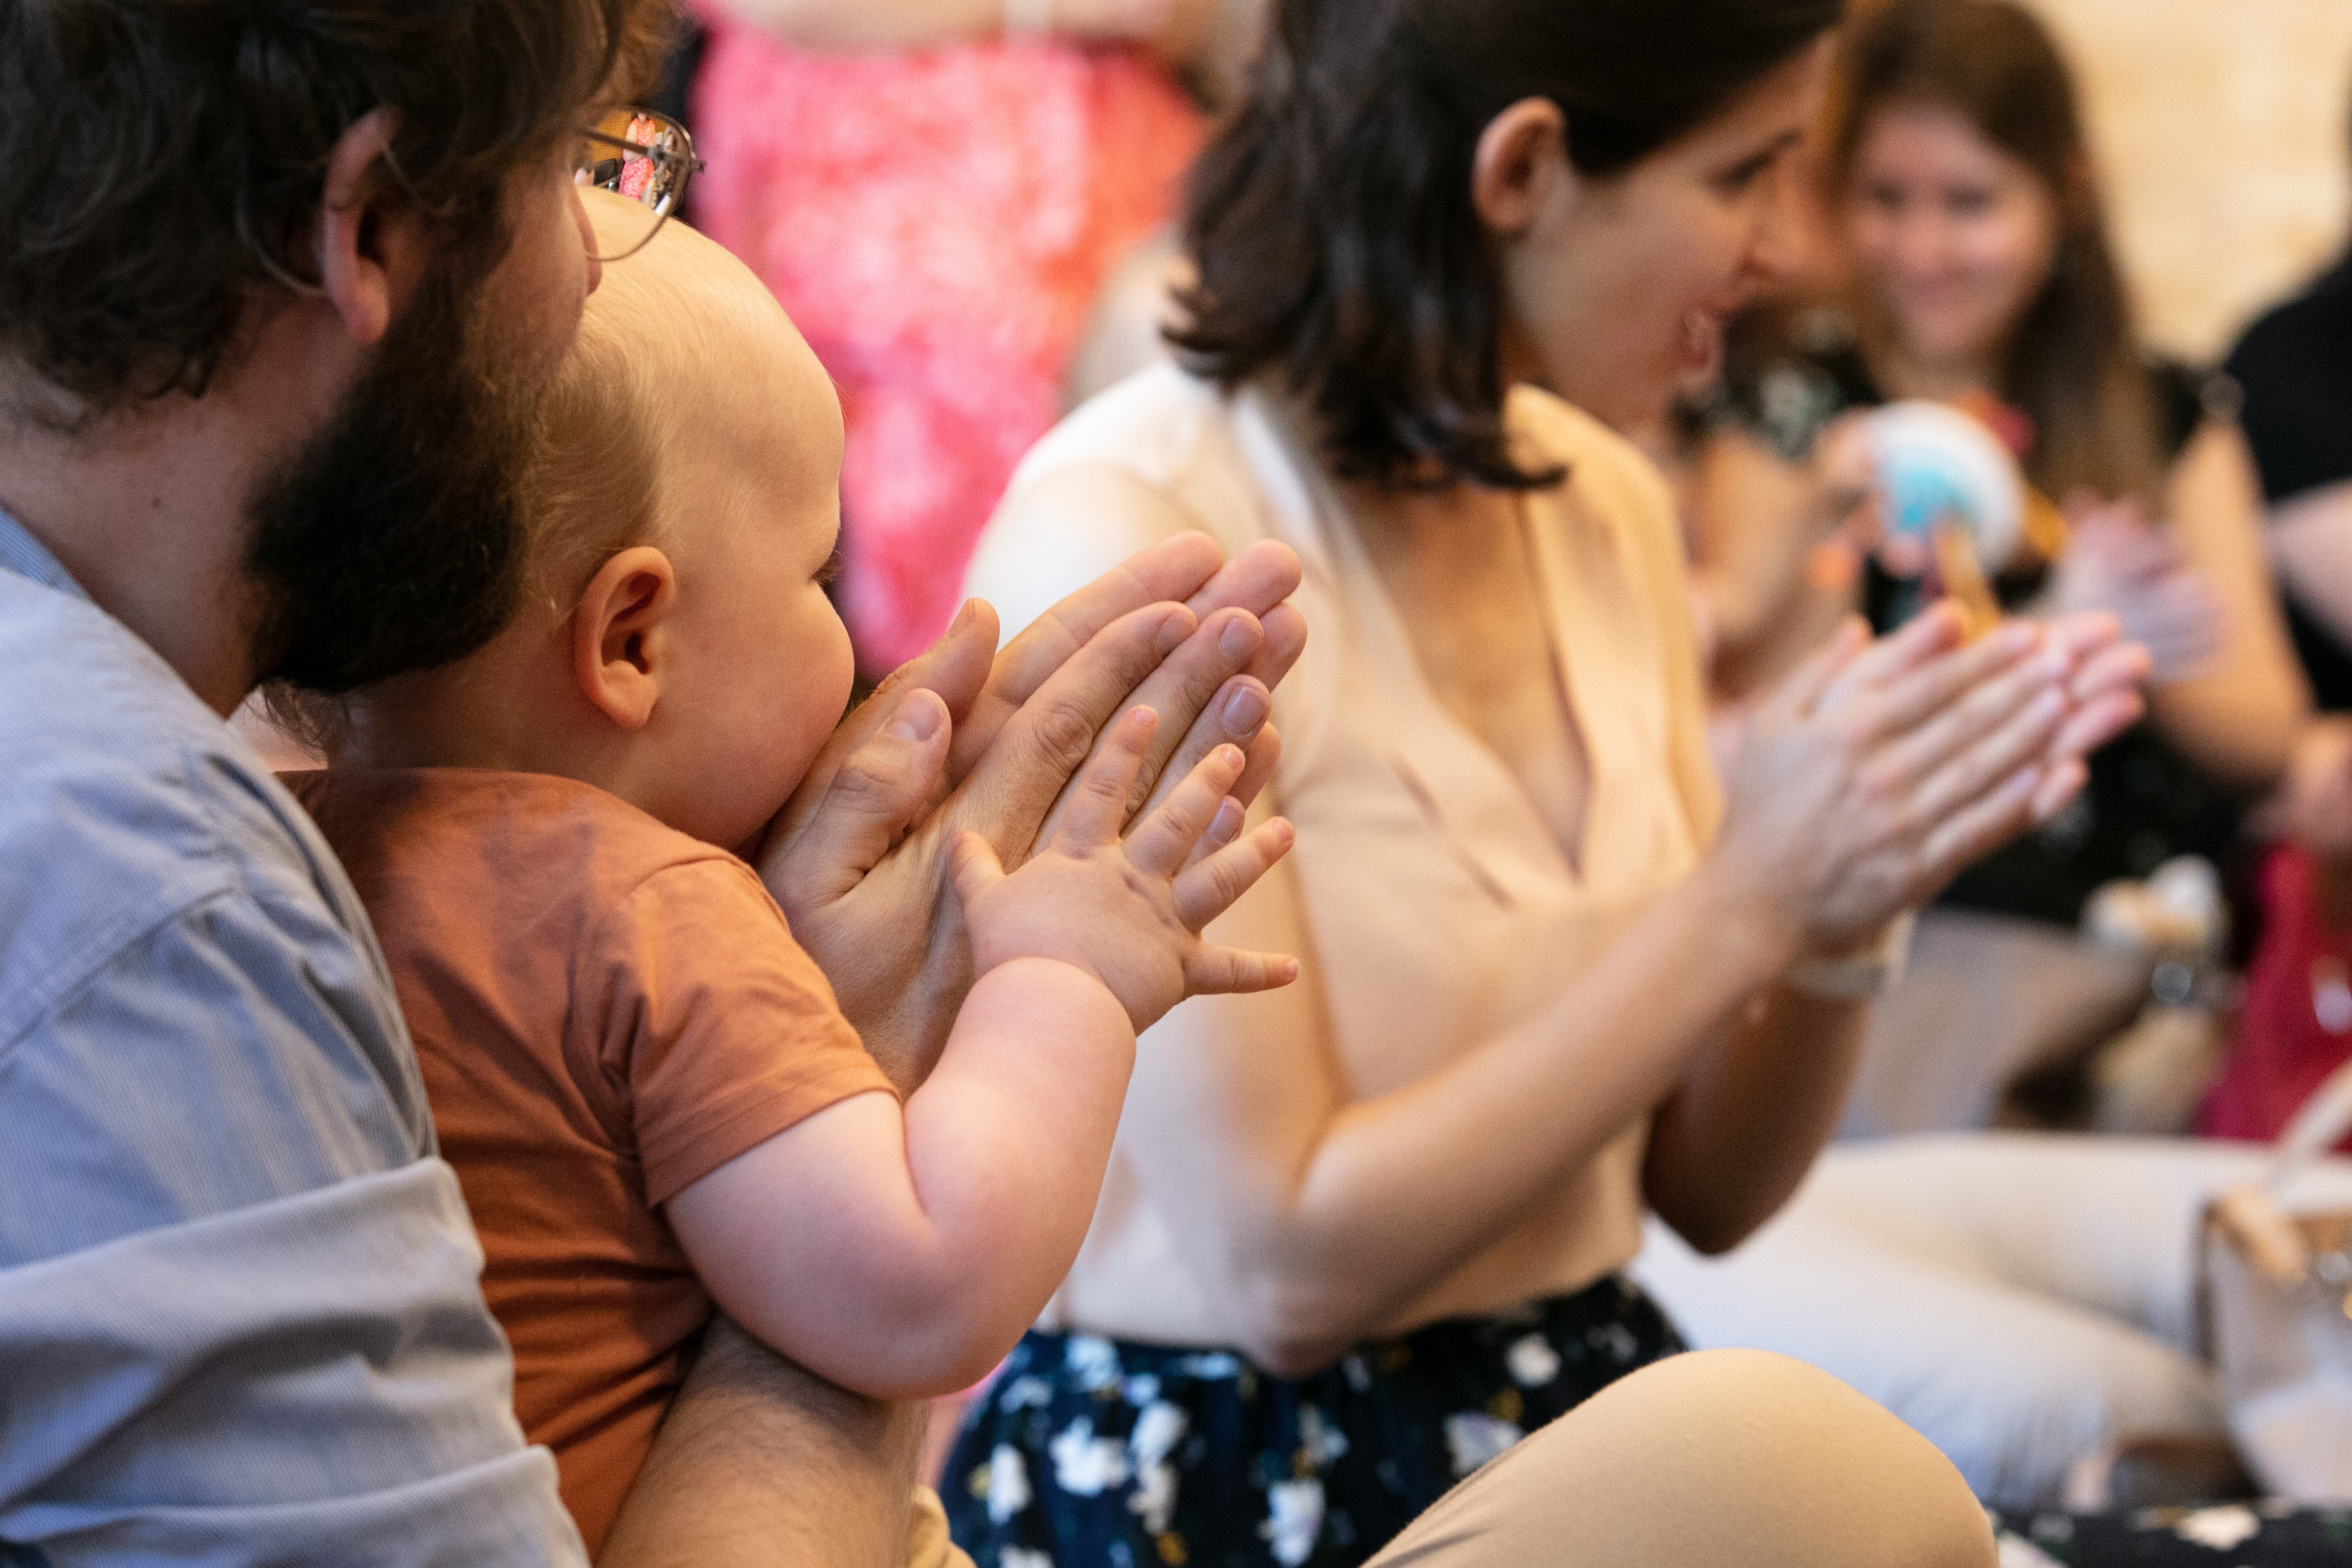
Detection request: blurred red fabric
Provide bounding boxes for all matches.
[690,22,1205,673]
[2200,844,2352,1150]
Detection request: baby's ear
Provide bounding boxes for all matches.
[574,546,678,731]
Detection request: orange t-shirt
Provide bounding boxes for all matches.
[286,768,897,1555]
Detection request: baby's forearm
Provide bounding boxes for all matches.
[671,959,1135,1399]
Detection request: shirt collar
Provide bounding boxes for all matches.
[0,507,90,602]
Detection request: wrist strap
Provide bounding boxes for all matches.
[1785,913,1916,1001]
[1003,0,1056,34]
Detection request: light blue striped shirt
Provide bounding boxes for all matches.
[0,511,587,1567]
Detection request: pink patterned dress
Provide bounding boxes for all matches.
[690,23,1207,673]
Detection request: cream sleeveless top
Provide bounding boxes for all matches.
[968,365,1724,1345]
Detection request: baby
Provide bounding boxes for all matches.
[281,214,1298,1555]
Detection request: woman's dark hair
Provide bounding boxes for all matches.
[1833,0,2163,502]
[0,0,666,425]
[1173,0,1845,491]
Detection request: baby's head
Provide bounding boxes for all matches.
[324,210,855,854]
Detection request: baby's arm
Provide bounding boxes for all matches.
[667,709,1295,1400]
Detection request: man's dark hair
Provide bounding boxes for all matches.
[0,0,649,423]
[1172,0,1845,491]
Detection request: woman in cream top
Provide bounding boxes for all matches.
[940,1,2143,1563]
[976,371,1722,1348]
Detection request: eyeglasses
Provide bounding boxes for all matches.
[572,106,703,262]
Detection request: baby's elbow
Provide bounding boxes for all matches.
[820,1315,1024,1402]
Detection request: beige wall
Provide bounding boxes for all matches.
[2025,0,2352,361]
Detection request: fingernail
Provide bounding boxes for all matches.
[949,599,977,636]
[1219,615,1259,664]
[1209,798,1244,843]
[1222,684,1269,736]
[888,693,943,742]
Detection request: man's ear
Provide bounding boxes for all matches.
[1472,98,1575,239]
[574,547,679,731]
[313,108,431,348]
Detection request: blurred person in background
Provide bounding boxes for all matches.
[1701,0,2308,936]
[684,0,1265,677]
[2224,79,2352,718]
[2204,94,2352,1149]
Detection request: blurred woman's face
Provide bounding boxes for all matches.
[1844,102,2065,375]
[1494,38,1830,432]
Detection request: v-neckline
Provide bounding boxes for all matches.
[1281,406,1598,888]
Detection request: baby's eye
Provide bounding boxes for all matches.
[817,542,846,587]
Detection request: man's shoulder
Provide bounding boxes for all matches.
[0,573,369,1045]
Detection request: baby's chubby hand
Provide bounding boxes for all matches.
[950,706,1299,1033]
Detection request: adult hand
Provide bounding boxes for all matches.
[597,1316,921,1568]
[761,534,1306,1087]
[1712,604,2148,960]
[2048,499,2222,683]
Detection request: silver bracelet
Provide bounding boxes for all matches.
[1785,913,1916,1001]
[1003,0,1056,34]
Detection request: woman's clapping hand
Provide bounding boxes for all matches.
[1709,605,2149,960]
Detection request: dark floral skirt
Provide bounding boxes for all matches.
[1992,1505,2352,1565]
[940,1275,1683,1568]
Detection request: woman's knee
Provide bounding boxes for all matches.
[1374,1349,1995,1568]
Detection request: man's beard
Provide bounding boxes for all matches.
[245,262,545,695]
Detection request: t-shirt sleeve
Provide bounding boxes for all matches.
[588,857,897,1206]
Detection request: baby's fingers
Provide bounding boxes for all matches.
[1173,819,1296,931]
[1127,744,1249,878]
[1184,943,1302,997]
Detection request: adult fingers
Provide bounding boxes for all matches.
[1127,673,1276,830]
[2047,689,2145,765]
[2069,639,2151,705]
[2030,757,2090,827]
[1760,618,1871,724]
[1184,940,1303,997]
[983,533,1227,714]
[1052,707,1160,853]
[1085,608,1266,824]
[781,603,996,837]
[1227,722,1283,811]
[1862,658,2062,803]
[1901,682,2067,832]
[1173,818,1297,932]
[1183,540,1304,631]
[1842,622,2046,753]
[1813,603,1972,715]
[1183,796,1248,873]
[1918,764,2045,889]
[759,687,953,908]
[952,604,1197,861]
[2042,611,2122,665]
[1127,743,1250,879]
[1244,599,1309,692]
